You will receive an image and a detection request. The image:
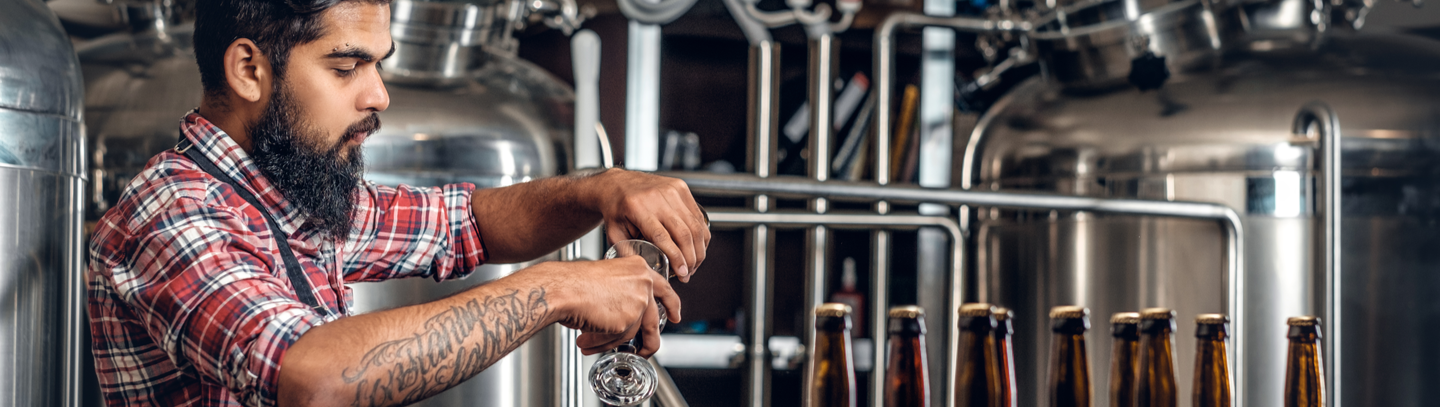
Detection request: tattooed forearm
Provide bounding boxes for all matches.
[341,288,550,407]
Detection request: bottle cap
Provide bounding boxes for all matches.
[888,306,926,335]
[1111,312,1141,338]
[1050,305,1089,320]
[1050,305,1091,333]
[1110,312,1141,325]
[816,303,853,318]
[1196,314,1229,325]
[888,305,924,319]
[1286,316,1321,326]
[958,303,998,317]
[1141,308,1176,320]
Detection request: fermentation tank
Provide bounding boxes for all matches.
[0,0,87,406]
[76,0,575,405]
[962,0,1440,406]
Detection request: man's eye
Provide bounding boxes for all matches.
[335,68,356,77]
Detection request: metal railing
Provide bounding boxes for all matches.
[663,172,1246,407]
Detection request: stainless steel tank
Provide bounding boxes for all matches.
[0,0,88,406]
[76,0,576,405]
[962,1,1440,406]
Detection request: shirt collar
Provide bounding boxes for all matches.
[181,111,308,236]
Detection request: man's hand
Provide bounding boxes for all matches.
[584,169,710,282]
[543,257,682,357]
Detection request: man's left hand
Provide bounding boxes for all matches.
[585,169,710,283]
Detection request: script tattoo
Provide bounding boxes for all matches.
[341,288,550,406]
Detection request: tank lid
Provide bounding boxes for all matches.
[1,0,83,119]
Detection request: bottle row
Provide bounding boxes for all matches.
[805,303,1326,407]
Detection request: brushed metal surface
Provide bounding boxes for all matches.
[0,168,85,407]
[966,30,1440,407]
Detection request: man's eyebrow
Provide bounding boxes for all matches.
[325,42,395,62]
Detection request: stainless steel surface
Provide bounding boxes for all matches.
[625,22,663,170]
[962,30,1440,407]
[673,172,1245,407]
[648,357,690,407]
[919,0,959,403]
[743,40,781,407]
[1,2,87,407]
[1029,0,1221,90]
[1291,102,1341,407]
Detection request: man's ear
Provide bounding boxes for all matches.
[222,38,271,103]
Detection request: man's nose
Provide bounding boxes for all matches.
[359,66,390,112]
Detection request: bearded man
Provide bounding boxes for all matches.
[85,0,709,406]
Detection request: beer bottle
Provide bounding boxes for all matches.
[1108,312,1141,407]
[806,303,857,407]
[1049,306,1091,407]
[1135,308,1177,407]
[1283,316,1324,407]
[884,305,929,407]
[995,307,1018,407]
[954,303,1003,407]
[1192,314,1231,407]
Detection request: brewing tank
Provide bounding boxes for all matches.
[963,4,1440,407]
[0,0,88,406]
[76,0,575,405]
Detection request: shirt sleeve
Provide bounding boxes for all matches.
[108,195,325,407]
[340,181,487,282]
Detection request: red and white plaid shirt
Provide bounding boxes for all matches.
[86,112,488,407]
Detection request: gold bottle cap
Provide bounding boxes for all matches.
[958,303,998,317]
[1195,314,1229,325]
[815,303,853,318]
[1111,312,1142,325]
[1141,308,1177,320]
[1050,305,1089,320]
[888,305,925,319]
[994,307,1014,321]
[1287,316,1322,326]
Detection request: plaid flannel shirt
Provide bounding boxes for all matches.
[86,112,487,406]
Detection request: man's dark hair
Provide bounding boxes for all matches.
[194,0,388,98]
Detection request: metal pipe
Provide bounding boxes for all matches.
[1292,102,1341,407]
[624,21,662,170]
[671,172,1246,406]
[557,243,585,407]
[648,357,690,407]
[801,34,838,401]
[743,39,782,407]
[705,211,965,272]
[873,12,1032,185]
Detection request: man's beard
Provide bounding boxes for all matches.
[248,83,379,241]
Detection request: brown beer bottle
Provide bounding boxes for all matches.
[807,303,857,407]
[1108,312,1141,407]
[994,307,1018,407]
[884,306,929,407]
[1048,306,1092,407]
[1192,314,1231,407]
[954,303,1004,407]
[1283,316,1325,407]
[1135,308,1177,407]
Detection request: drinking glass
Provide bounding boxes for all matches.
[588,239,670,406]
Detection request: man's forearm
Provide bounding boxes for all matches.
[278,272,561,407]
[470,171,604,263]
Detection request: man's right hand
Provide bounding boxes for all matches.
[533,256,682,357]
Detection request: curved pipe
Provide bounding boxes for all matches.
[668,171,1246,407]
[873,12,1033,187]
[1292,101,1341,407]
